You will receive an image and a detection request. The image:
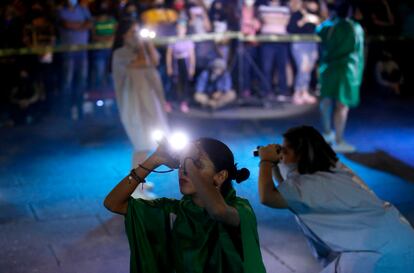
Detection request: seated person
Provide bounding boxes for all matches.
[194,59,236,109]
[104,137,266,273]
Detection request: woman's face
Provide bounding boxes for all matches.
[178,143,218,195]
[177,24,187,36]
[281,138,299,164]
[123,23,140,48]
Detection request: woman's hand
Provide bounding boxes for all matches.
[148,144,180,169]
[258,144,282,163]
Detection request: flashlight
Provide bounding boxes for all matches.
[140,28,156,39]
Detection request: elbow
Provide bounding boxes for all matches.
[103,197,113,211]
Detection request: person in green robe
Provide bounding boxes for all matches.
[104,137,266,273]
[317,2,364,153]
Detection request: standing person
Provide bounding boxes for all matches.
[166,20,196,113]
[317,2,364,152]
[287,0,319,105]
[57,0,92,120]
[104,137,266,273]
[257,0,291,101]
[240,0,261,98]
[112,19,170,199]
[257,125,414,273]
[89,0,117,93]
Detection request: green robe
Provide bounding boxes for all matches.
[316,17,365,107]
[125,189,266,273]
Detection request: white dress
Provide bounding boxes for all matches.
[278,162,414,273]
[112,46,169,153]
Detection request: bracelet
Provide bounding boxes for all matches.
[259,160,277,166]
[128,169,146,184]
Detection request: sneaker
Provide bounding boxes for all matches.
[292,95,305,105]
[322,131,335,144]
[332,141,356,153]
[180,102,190,113]
[303,93,317,104]
[276,94,291,102]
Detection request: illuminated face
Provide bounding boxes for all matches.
[281,138,299,164]
[178,142,217,195]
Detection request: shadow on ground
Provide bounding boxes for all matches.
[345,150,414,184]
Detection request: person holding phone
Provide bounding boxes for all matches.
[257,125,414,273]
[104,138,266,273]
[112,19,170,198]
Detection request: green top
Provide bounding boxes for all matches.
[125,189,266,273]
[316,17,365,107]
[94,17,117,37]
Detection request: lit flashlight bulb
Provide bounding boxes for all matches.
[152,129,165,143]
[169,132,189,151]
[140,28,150,38]
[149,30,156,39]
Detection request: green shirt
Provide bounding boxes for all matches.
[125,189,266,273]
[317,18,365,107]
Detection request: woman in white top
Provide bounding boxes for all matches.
[257,125,414,273]
[112,19,170,198]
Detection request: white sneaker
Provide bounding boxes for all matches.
[322,131,335,144]
[332,141,356,153]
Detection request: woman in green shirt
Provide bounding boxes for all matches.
[104,138,266,273]
[317,2,364,153]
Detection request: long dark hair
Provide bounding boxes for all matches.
[282,126,338,174]
[110,18,137,72]
[112,18,137,52]
[197,138,250,197]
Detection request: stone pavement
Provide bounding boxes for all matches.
[1,96,414,273]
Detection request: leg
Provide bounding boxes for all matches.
[275,43,289,95]
[260,43,276,96]
[333,102,349,144]
[320,98,335,143]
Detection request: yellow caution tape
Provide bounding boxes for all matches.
[0,31,409,57]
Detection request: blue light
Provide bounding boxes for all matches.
[96,100,104,107]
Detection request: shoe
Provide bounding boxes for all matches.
[276,94,291,102]
[332,141,356,153]
[242,90,251,98]
[180,102,190,113]
[164,102,173,113]
[302,92,317,104]
[292,94,305,105]
[322,131,335,144]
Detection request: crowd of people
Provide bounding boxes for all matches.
[1,0,413,127]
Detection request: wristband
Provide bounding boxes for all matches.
[129,169,146,184]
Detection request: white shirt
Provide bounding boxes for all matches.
[278,162,414,272]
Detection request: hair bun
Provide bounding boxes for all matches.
[235,167,250,184]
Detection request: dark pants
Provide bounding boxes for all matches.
[241,43,258,92]
[61,51,88,113]
[172,58,191,103]
[260,42,289,96]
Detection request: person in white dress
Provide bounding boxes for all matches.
[112,19,170,198]
[257,125,414,273]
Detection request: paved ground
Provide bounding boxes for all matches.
[1,94,414,273]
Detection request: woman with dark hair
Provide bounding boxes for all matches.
[104,138,266,273]
[112,19,170,198]
[257,125,414,273]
